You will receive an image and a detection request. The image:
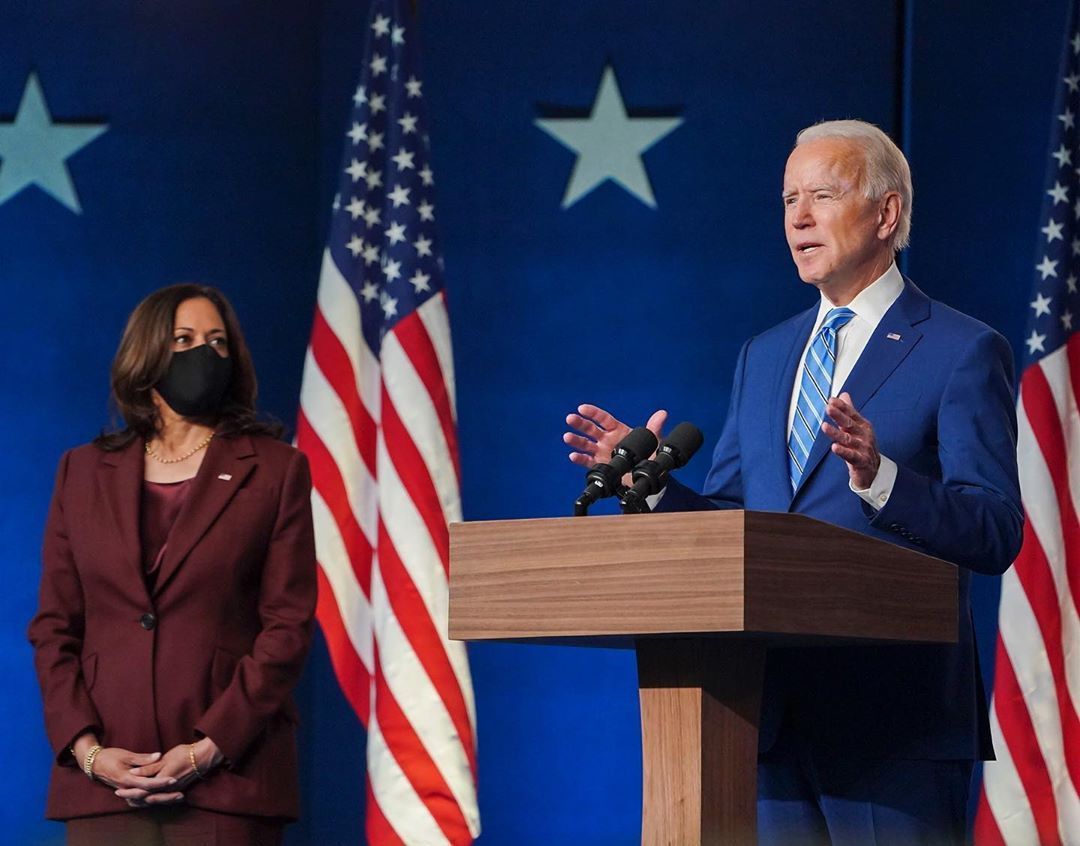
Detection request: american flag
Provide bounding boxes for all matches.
[295,1,480,842]
[975,5,1080,844]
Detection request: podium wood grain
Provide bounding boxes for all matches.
[449,510,956,643]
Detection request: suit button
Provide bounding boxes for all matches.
[140,613,157,631]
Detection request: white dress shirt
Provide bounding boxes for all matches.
[787,262,904,509]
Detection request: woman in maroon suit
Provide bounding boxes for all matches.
[29,285,317,845]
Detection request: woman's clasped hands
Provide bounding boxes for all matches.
[74,735,224,808]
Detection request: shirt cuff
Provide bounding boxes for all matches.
[646,486,667,511]
[851,454,897,511]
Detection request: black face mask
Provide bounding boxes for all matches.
[155,344,233,417]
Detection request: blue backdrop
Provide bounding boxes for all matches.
[1,1,1067,843]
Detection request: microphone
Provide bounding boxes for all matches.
[620,422,705,514]
[573,426,659,516]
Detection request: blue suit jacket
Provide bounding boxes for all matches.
[658,278,1023,760]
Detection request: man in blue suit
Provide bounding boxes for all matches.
[564,119,1022,845]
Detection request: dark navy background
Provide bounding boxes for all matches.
[1,2,1065,843]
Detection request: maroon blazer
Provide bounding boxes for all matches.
[28,433,317,821]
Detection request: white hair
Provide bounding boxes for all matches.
[796,119,913,251]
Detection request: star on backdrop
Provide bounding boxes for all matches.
[0,73,107,213]
[535,65,683,209]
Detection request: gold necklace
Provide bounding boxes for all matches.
[145,432,215,464]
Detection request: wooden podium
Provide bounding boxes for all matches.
[448,510,958,846]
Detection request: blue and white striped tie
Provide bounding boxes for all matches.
[787,307,856,491]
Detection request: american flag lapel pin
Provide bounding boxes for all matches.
[218,473,232,481]
[886,332,902,341]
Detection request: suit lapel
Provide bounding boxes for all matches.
[99,439,145,589]
[791,278,930,501]
[773,306,819,497]
[152,434,257,597]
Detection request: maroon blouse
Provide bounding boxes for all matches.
[139,478,193,589]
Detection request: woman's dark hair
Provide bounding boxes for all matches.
[94,284,284,450]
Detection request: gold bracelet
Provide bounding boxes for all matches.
[188,743,204,779]
[83,744,102,780]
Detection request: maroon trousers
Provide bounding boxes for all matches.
[66,807,284,846]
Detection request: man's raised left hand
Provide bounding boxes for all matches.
[821,392,880,490]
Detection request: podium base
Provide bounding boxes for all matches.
[637,638,765,846]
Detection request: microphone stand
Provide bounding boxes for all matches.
[574,484,630,516]
[619,488,652,514]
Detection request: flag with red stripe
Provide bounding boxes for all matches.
[975,4,1080,843]
[296,1,479,841]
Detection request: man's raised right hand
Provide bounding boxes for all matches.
[563,404,667,469]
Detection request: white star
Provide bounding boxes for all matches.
[372,14,391,37]
[1063,310,1075,331]
[385,221,407,245]
[1072,32,1080,54]
[392,25,406,45]
[363,206,382,228]
[1060,108,1076,130]
[383,258,402,281]
[381,293,398,318]
[417,200,434,221]
[346,158,367,181]
[392,147,415,171]
[1067,73,1080,93]
[369,94,386,115]
[345,196,365,219]
[1037,255,1059,279]
[353,85,367,106]
[410,269,431,293]
[406,76,423,98]
[419,165,434,186]
[1031,292,1053,316]
[1069,274,1079,293]
[535,65,682,209]
[332,193,341,211]
[1026,330,1047,354]
[348,122,367,144]
[361,280,379,302]
[362,243,381,266]
[365,169,383,191]
[388,184,411,207]
[1053,144,1073,168]
[1048,181,1069,204]
[1073,198,1080,222]
[398,113,418,135]
[370,54,388,77]
[1043,219,1064,242]
[0,73,108,213]
[413,235,433,256]
[346,234,365,256]
[368,131,385,152]
[1072,237,1080,257]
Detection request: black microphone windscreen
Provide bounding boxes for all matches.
[663,422,705,465]
[618,426,659,463]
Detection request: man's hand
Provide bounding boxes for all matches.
[821,392,880,490]
[563,404,667,469]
